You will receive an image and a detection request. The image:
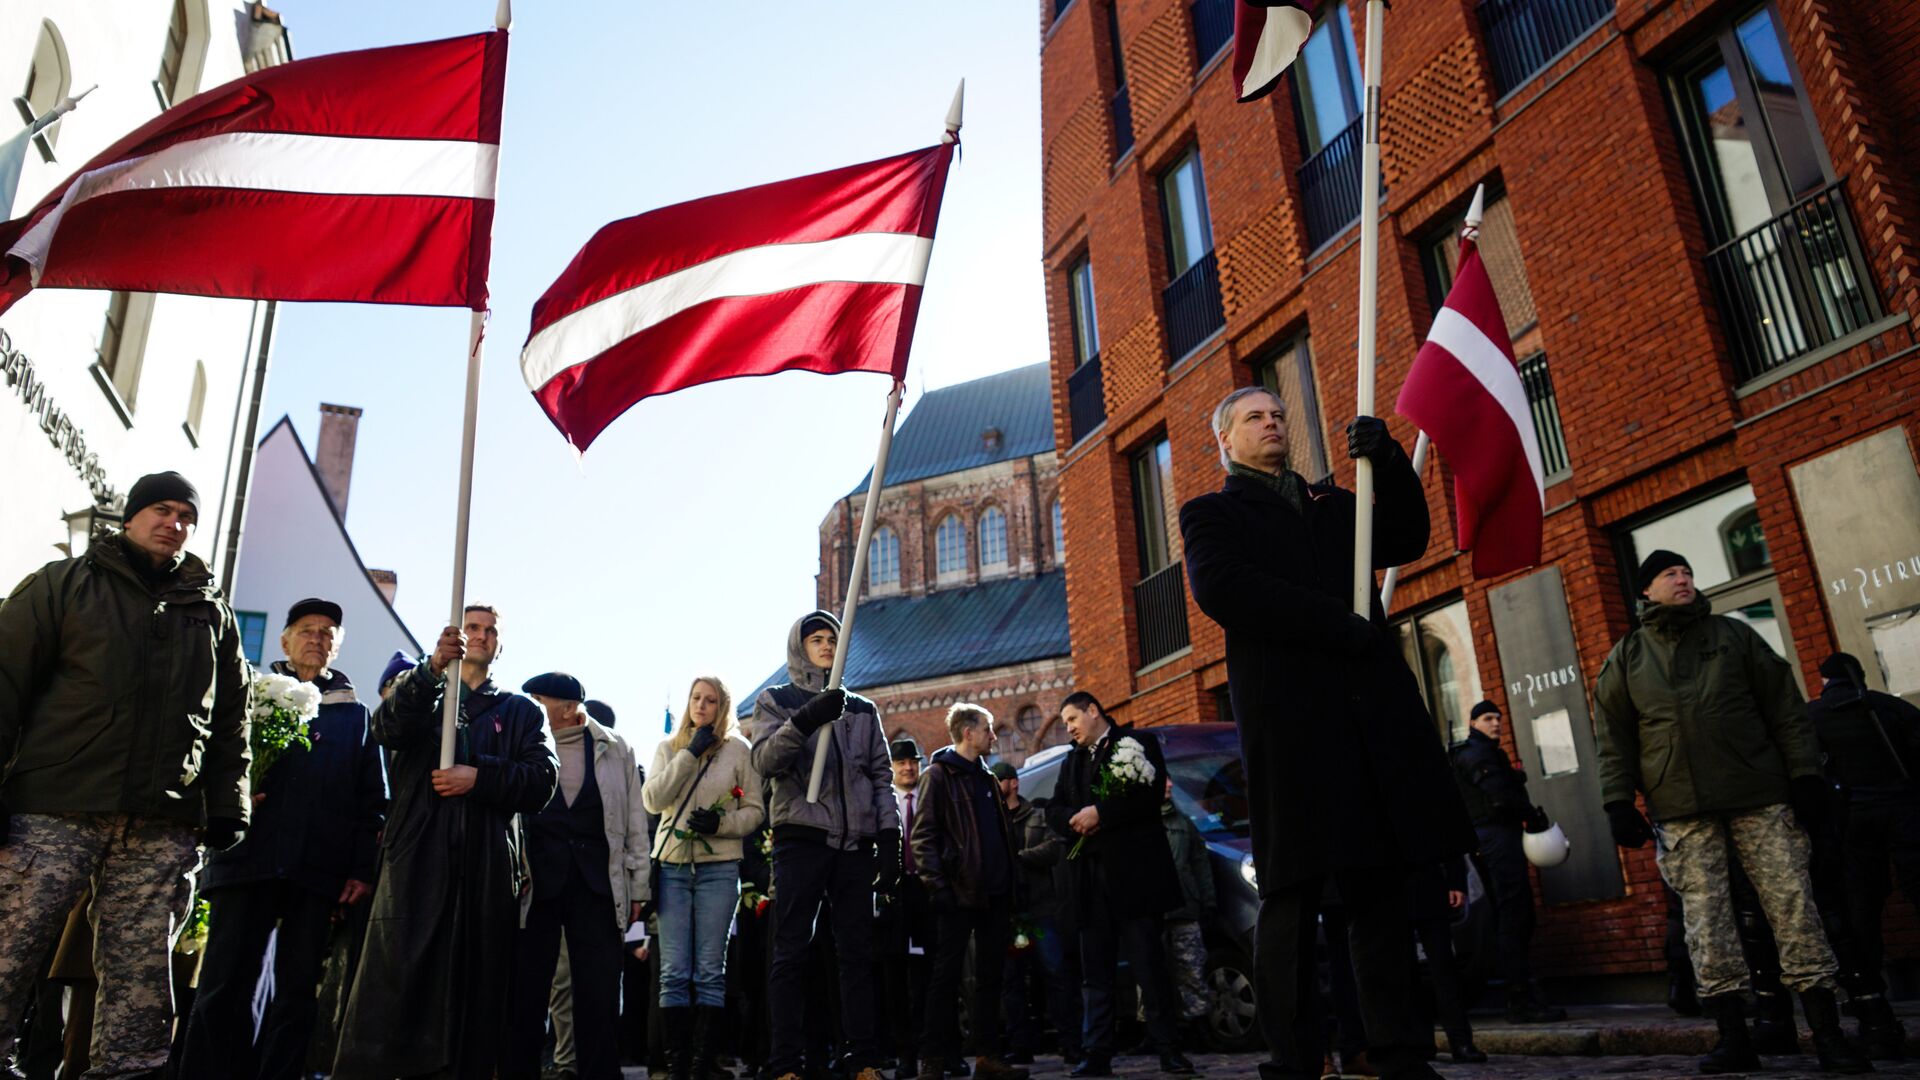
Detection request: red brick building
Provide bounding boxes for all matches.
[1041,0,1920,988]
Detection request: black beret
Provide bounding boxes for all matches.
[1470,700,1500,720]
[285,597,343,628]
[585,699,616,727]
[521,672,585,702]
[1636,549,1693,594]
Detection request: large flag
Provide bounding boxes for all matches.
[0,31,507,316]
[1395,223,1544,578]
[520,142,956,451]
[1233,1,1318,103]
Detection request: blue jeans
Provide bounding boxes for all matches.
[657,859,740,1008]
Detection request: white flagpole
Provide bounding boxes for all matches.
[1377,185,1483,614]
[1350,0,1387,617]
[440,0,512,770]
[805,79,963,804]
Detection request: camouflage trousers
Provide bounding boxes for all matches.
[1654,802,1839,998]
[1166,919,1209,1021]
[0,813,201,1078]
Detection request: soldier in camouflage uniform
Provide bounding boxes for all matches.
[1594,550,1867,1075]
[0,473,251,1078]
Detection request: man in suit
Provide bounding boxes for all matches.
[1179,387,1474,1080]
[1045,693,1194,1078]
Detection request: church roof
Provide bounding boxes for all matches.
[849,362,1054,496]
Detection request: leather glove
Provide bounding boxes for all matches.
[875,828,903,892]
[1604,801,1653,849]
[1790,775,1832,833]
[204,817,248,852]
[685,807,721,835]
[790,688,847,736]
[1346,415,1403,463]
[1522,805,1551,833]
[687,725,719,758]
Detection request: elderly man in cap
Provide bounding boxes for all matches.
[183,598,389,1079]
[0,470,252,1076]
[503,672,650,1080]
[1595,550,1867,1074]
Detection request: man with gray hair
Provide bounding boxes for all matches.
[1181,388,1473,1080]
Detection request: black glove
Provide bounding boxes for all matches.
[875,828,903,892]
[1346,415,1402,464]
[1790,775,1832,833]
[790,688,847,736]
[1604,801,1653,849]
[687,725,719,758]
[1522,805,1551,833]
[686,807,721,835]
[204,817,247,852]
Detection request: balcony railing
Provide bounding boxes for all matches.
[1068,356,1106,443]
[1163,250,1225,361]
[1298,116,1365,250]
[1190,0,1234,66]
[1111,83,1135,160]
[1703,181,1880,384]
[1477,0,1614,97]
[1054,0,1075,21]
[1517,353,1570,480]
[1134,562,1192,667]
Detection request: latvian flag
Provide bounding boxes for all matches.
[1395,222,1545,578]
[520,143,956,451]
[0,30,506,315]
[1233,1,1319,103]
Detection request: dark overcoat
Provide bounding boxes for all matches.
[1179,458,1473,892]
[1045,724,1184,921]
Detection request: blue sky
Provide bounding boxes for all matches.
[263,2,1046,760]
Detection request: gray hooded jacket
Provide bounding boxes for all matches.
[749,610,899,849]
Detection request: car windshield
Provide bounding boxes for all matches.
[1163,730,1251,838]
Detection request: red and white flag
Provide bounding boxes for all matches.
[0,30,507,316]
[1233,1,1319,103]
[1395,223,1544,578]
[520,142,956,451]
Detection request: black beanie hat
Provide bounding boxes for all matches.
[1470,700,1500,720]
[1819,652,1866,686]
[123,471,201,523]
[521,672,586,702]
[1636,549,1692,594]
[800,612,839,639]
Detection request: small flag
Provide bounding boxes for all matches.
[0,87,91,220]
[1233,1,1319,104]
[519,140,957,452]
[663,706,673,735]
[1394,212,1545,578]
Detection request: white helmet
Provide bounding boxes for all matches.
[1522,820,1571,868]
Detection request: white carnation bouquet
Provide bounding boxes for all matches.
[248,671,320,787]
[1069,735,1157,859]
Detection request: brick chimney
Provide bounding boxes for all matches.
[367,568,398,605]
[315,403,362,520]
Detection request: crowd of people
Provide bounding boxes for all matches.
[1,384,1917,1080]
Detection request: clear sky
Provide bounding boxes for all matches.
[262,2,1046,763]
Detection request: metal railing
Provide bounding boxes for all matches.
[1298,116,1365,250]
[1703,181,1880,384]
[1054,0,1075,21]
[1111,83,1135,160]
[1190,0,1234,66]
[1134,562,1192,667]
[1517,353,1570,479]
[1477,0,1614,97]
[1068,356,1106,443]
[1163,250,1225,361]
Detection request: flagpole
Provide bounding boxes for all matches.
[440,0,511,770]
[1377,185,1482,614]
[805,79,963,804]
[1350,0,1386,617]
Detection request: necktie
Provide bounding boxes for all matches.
[903,792,916,873]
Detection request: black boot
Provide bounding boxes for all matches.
[1446,1034,1487,1064]
[1800,987,1873,1074]
[1671,968,1703,1017]
[664,1005,695,1080]
[1850,994,1907,1061]
[694,1006,728,1080]
[1752,989,1800,1055]
[1700,994,1762,1075]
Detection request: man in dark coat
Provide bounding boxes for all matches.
[332,604,559,1080]
[1178,388,1473,1080]
[1449,699,1564,1023]
[183,597,388,1079]
[1045,692,1193,1077]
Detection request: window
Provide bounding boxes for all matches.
[869,525,900,588]
[236,610,269,666]
[1255,334,1332,484]
[935,514,968,581]
[1622,482,1799,672]
[1159,149,1215,280]
[1393,600,1485,744]
[1294,3,1362,157]
[1132,439,1179,576]
[1067,256,1107,443]
[94,291,155,420]
[1132,436,1193,667]
[1069,257,1100,367]
[183,360,207,446]
[1478,0,1615,97]
[979,506,1009,571]
[1051,499,1065,559]
[1191,0,1234,66]
[1107,2,1134,160]
[16,20,70,163]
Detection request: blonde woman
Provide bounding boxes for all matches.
[642,676,765,1080]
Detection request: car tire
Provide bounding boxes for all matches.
[1202,947,1261,1052]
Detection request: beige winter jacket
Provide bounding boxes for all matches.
[644,732,765,864]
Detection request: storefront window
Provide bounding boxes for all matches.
[1393,599,1483,744]
[1627,482,1768,593]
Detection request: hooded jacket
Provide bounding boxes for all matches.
[748,610,898,849]
[0,533,251,825]
[911,746,1016,909]
[1593,594,1819,822]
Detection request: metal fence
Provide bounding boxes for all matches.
[1068,357,1106,444]
[1517,353,1570,480]
[1298,117,1364,250]
[1163,250,1225,361]
[1190,0,1234,66]
[1134,562,1192,667]
[1477,0,1614,97]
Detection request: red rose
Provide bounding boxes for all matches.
[755,898,771,916]
[731,785,745,800]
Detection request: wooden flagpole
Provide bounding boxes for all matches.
[1350,0,1387,617]
[805,80,963,803]
[440,0,511,770]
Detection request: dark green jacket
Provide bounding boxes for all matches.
[1162,800,1216,922]
[0,534,251,825]
[1593,595,1817,822]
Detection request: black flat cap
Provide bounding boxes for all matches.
[522,672,585,702]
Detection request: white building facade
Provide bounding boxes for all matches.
[0,1,291,588]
